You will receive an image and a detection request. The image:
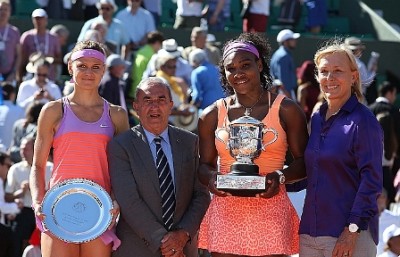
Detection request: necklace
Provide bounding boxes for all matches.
[237,89,264,116]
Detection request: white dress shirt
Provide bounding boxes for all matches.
[5,161,53,208]
[0,178,19,224]
[0,100,25,148]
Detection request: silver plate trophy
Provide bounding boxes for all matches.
[41,178,113,243]
[216,115,278,196]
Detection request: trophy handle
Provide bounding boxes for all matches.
[215,127,229,148]
[262,127,278,149]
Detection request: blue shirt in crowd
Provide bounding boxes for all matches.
[190,61,224,110]
[270,45,297,94]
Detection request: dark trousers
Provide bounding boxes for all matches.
[9,207,35,257]
[383,166,396,204]
[0,223,13,257]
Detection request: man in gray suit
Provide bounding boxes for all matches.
[108,77,210,257]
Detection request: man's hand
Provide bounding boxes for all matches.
[332,228,359,257]
[108,200,120,230]
[15,198,24,209]
[160,230,189,257]
[21,180,30,192]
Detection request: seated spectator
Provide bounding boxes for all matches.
[83,29,103,43]
[8,101,44,163]
[5,135,52,257]
[19,9,61,83]
[16,57,62,110]
[304,0,327,34]
[77,0,129,56]
[203,0,231,32]
[142,0,161,26]
[188,48,224,112]
[369,81,400,204]
[296,60,320,122]
[49,24,70,85]
[0,151,22,257]
[0,0,22,84]
[173,0,203,29]
[154,51,193,126]
[115,0,155,57]
[344,37,378,100]
[379,224,400,257]
[91,20,108,43]
[0,82,25,149]
[377,189,400,256]
[129,31,164,99]
[181,27,221,66]
[99,54,130,111]
[141,38,192,96]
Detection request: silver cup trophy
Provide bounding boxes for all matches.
[216,115,278,196]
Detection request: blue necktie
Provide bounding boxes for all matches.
[154,137,176,230]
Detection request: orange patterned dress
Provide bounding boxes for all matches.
[198,93,300,256]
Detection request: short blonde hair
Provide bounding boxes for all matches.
[314,40,363,102]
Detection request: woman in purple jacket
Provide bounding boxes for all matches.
[299,40,383,257]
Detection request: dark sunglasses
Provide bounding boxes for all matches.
[100,6,112,11]
[36,73,48,77]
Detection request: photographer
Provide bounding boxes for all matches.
[16,57,62,110]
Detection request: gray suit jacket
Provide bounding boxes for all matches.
[108,125,210,257]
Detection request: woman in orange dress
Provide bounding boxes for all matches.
[198,33,308,256]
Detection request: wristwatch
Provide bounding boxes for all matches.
[348,223,360,233]
[275,170,286,184]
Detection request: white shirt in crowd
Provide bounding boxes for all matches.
[16,78,62,110]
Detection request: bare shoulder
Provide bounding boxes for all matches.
[199,100,220,129]
[109,104,130,135]
[40,100,63,122]
[279,95,304,115]
[273,94,306,130]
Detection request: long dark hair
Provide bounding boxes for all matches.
[24,101,44,128]
[219,33,273,95]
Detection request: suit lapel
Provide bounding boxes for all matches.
[131,126,161,193]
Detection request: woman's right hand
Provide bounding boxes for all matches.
[207,171,231,197]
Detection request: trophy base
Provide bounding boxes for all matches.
[216,174,266,197]
[230,163,259,176]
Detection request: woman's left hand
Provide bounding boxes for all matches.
[108,200,120,230]
[332,228,359,257]
[256,172,280,198]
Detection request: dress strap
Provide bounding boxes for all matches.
[270,94,285,116]
[61,97,69,115]
[265,93,285,124]
[216,99,228,128]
